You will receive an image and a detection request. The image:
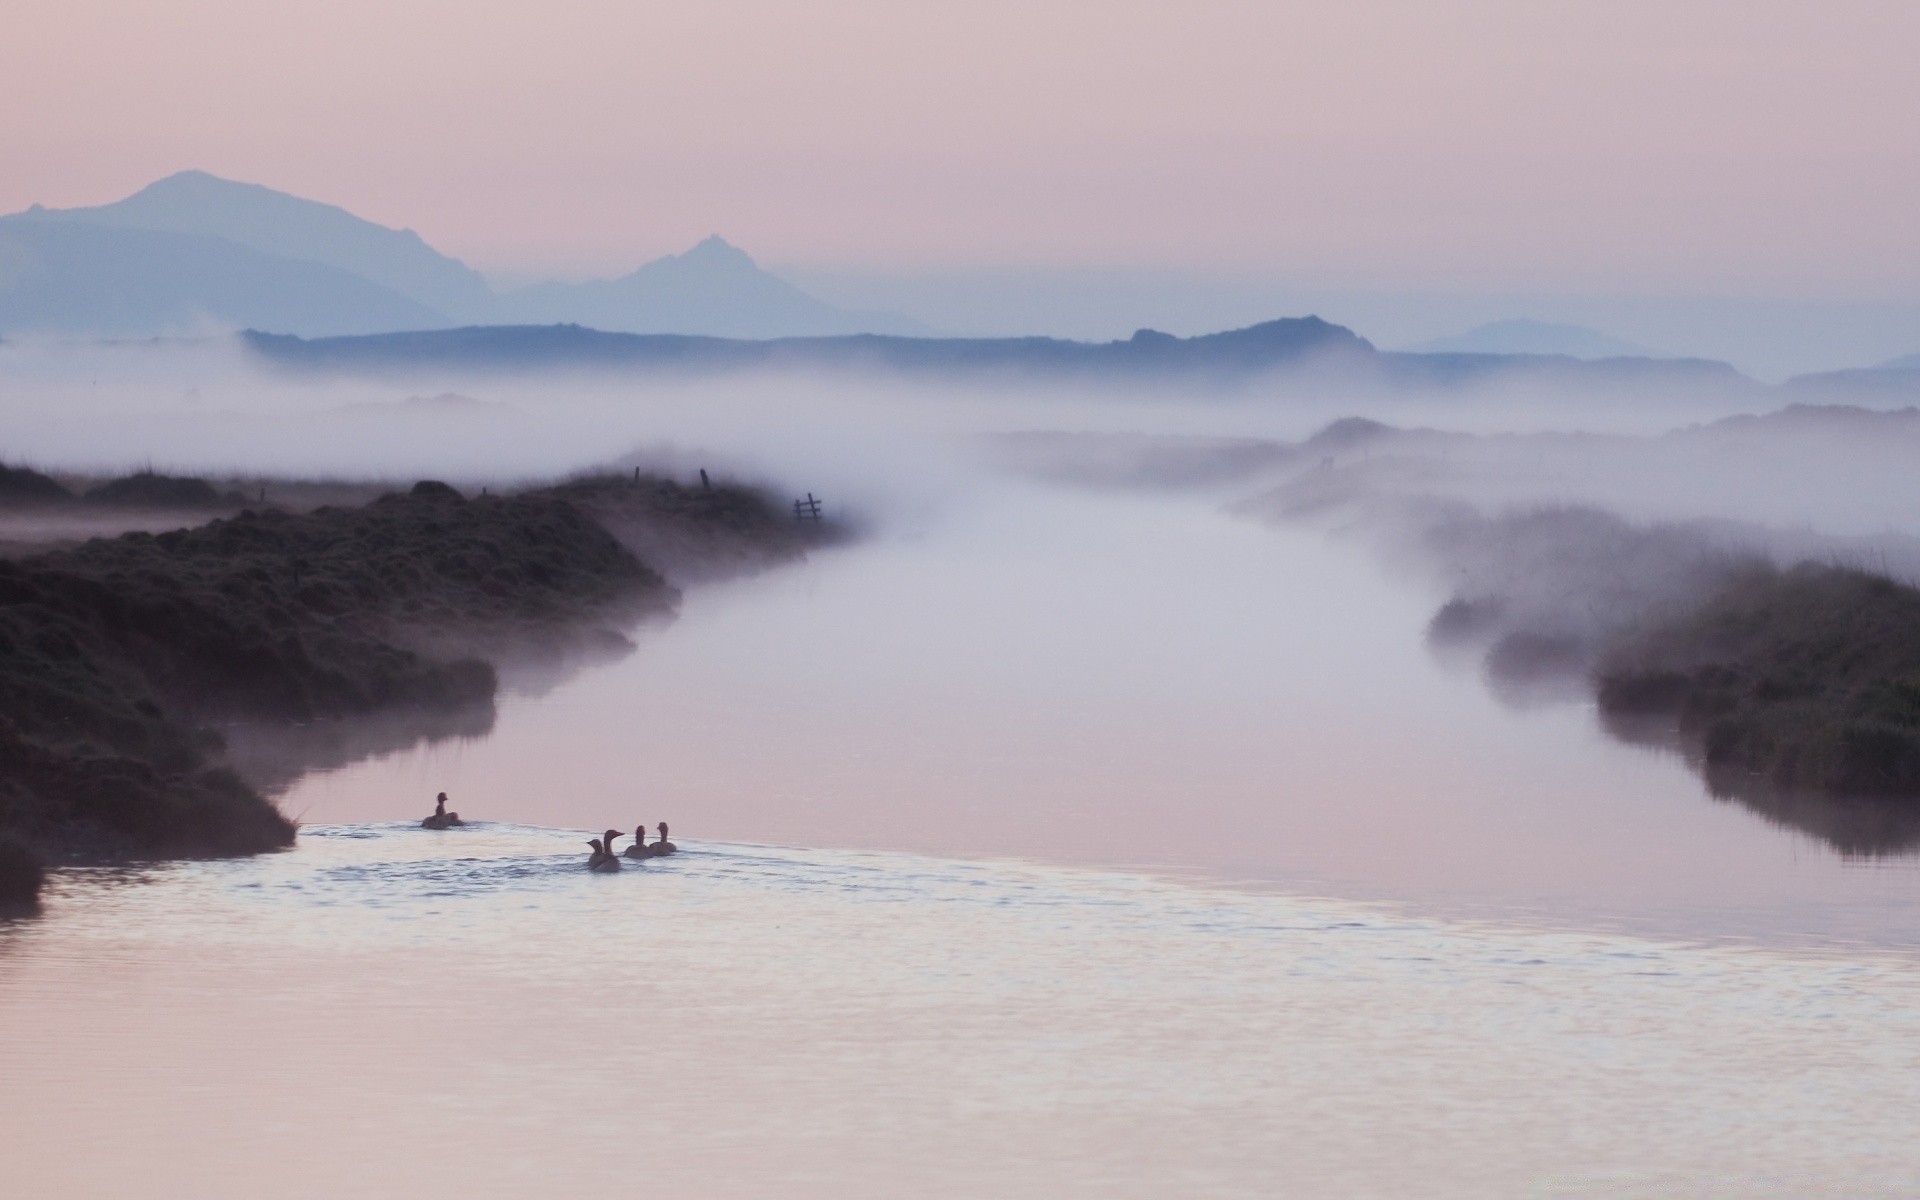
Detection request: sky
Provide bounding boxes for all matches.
[7,0,1919,301]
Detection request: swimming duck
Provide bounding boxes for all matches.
[651,821,677,856]
[624,824,654,859]
[588,830,624,871]
[421,792,464,830]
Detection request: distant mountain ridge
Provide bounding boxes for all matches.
[0,218,442,339]
[19,170,496,320]
[0,171,921,339]
[1407,318,1660,359]
[239,317,1774,406]
[242,317,1373,380]
[498,235,929,338]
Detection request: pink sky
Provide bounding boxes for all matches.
[6,0,1918,293]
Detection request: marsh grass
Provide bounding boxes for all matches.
[1598,562,1920,801]
[0,469,814,903]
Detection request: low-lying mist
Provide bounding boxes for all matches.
[12,332,1920,919]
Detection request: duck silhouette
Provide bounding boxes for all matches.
[624,824,654,859]
[651,822,677,856]
[421,792,464,830]
[587,830,624,871]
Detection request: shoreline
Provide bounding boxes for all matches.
[0,467,833,906]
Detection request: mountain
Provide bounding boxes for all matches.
[241,316,1369,378]
[1,172,925,340]
[1781,364,1920,403]
[1379,349,1755,398]
[239,315,1774,410]
[1881,351,1920,370]
[497,236,930,337]
[0,217,444,339]
[1407,318,1659,359]
[15,170,493,320]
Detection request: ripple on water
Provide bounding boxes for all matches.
[2,823,1918,1199]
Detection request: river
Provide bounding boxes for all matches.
[3,445,1918,1197]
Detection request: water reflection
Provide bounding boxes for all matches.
[280,489,1920,945]
[221,702,499,796]
[1599,711,1920,857]
[217,627,648,798]
[1420,592,1920,859]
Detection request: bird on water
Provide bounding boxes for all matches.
[587,830,624,871]
[421,792,464,830]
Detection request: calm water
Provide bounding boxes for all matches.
[289,483,1920,945]
[5,477,1920,1197]
[5,824,1920,1199]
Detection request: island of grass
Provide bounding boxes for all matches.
[0,470,827,908]
[1596,562,1920,809]
[1407,504,1920,851]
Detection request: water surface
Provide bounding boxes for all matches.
[4,824,1917,1199]
[282,483,1920,946]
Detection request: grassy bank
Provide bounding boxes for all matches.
[1404,502,1920,848]
[0,471,820,905]
[1597,562,1920,801]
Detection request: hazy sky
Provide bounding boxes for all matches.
[6,0,1918,295]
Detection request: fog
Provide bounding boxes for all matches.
[8,336,1920,941]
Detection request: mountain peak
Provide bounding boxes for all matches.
[677,235,756,268]
[1409,318,1658,359]
[14,169,495,318]
[124,169,304,210]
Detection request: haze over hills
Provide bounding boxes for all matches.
[1406,318,1661,360]
[0,218,444,339]
[237,314,1781,409]
[497,235,929,338]
[17,170,496,320]
[0,171,920,340]
[789,267,1920,381]
[5,171,1916,387]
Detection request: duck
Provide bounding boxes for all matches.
[624,824,654,859]
[587,830,624,871]
[651,821,677,856]
[421,792,464,830]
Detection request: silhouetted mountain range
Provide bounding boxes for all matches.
[496,235,927,338]
[21,170,496,320]
[1407,318,1661,359]
[1778,338,1920,400]
[242,316,1372,380]
[10,171,1920,394]
[0,218,442,338]
[1781,364,1920,402]
[239,317,1782,403]
[0,171,920,339]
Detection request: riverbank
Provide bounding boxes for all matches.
[1596,562,1920,814]
[0,470,827,905]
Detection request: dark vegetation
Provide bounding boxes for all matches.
[1595,563,1920,850]
[82,471,247,508]
[0,464,71,505]
[1417,514,1920,853]
[555,471,828,582]
[0,467,824,905]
